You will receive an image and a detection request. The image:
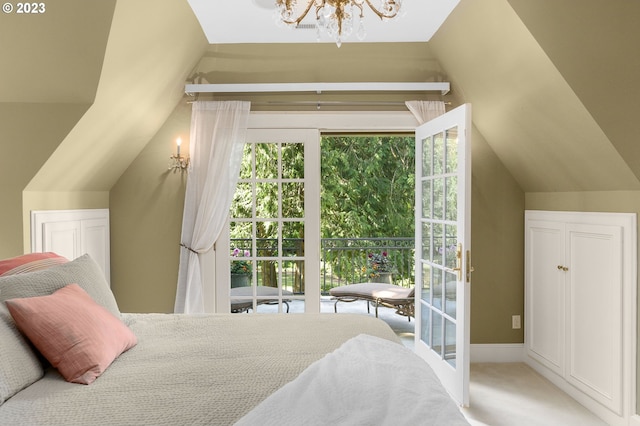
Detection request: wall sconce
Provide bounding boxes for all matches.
[168,137,190,172]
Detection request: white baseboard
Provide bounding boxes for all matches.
[525,358,628,426]
[470,345,634,425]
[470,343,524,363]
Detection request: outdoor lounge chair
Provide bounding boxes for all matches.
[329,283,415,321]
[230,286,293,313]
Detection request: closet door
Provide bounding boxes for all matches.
[525,220,565,376]
[525,210,635,424]
[31,209,111,283]
[566,223,622,414]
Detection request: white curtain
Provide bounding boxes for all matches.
[405,100,446,124]
[174,100,251,314]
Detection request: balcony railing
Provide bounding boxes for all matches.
[231,237,415,295]
[321,237,414,293]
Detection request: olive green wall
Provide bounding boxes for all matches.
[0,0,114,258]
[190,42,446,110]
[109,102,191,313]
[471,126,524,343]
[508,0,640,182]
[0,103,93,258]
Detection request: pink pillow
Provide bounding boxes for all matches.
[5,284,137,384]
[0,252,68,276]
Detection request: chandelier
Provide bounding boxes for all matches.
[275,0,403,47]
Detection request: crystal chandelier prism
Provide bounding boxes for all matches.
[275,0,403,47]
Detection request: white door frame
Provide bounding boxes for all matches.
[216,128,320,313]
[204,111,420,313]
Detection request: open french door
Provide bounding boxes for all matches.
[415,104,472,406]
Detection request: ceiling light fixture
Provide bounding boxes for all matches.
[275,0,403,47]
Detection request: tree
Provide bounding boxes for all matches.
[230,142,306,290]
[229,136,416,290]
[320,135,415,239]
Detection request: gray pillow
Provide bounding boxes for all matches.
[0,253,119,316]
[0,254,119,405]
[0,303,44,405]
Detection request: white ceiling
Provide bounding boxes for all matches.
[188,0,460,44]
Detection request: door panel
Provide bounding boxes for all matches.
[32,209,111,283]
[525,220,565,375]
[223,129,320,314]
[415,104,471,406]
[567,223,622,414]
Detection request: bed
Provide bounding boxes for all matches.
[0,253,469,425]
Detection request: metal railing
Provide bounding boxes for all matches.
[231,237,415,295]
[321,237,414,293]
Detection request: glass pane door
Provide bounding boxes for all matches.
[415,104,471,407]
[227,129,320,314]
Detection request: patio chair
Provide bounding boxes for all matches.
[230,286,293,313]
[329,283,415,321]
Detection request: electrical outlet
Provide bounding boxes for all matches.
[512,315,521,329]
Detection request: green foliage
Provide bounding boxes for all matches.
[231,137,415,241]
[230,142,306,289]
[320,135,415,239]
[229,136,416,289]
[230,142,306,243]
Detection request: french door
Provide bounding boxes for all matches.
[223,128,320,313]
[415,104,472,406]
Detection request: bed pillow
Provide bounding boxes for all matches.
[0,252,69,405]
[0,303,44,406]
[0,252,68,277]
[5,284,137,385]
[0,253,119,317]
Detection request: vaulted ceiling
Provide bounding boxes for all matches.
[187,0,460,44]
[2,0,639,194]
[508,0,640,187]
[431,0,640,191]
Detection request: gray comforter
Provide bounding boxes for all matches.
[0,313,400,425]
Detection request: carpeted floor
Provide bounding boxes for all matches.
[462,363,607,426]
[257,297,608,425]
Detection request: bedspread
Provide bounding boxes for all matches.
[0,313,399,426]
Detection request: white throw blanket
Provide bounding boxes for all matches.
[235,334,470,426]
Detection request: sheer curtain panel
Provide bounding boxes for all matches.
[174,101,251,314]
[405,100,446,124]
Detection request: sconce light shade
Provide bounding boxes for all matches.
[169,137,190,172]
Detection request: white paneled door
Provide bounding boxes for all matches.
[525,210,637,422]
[31,209,111,283]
